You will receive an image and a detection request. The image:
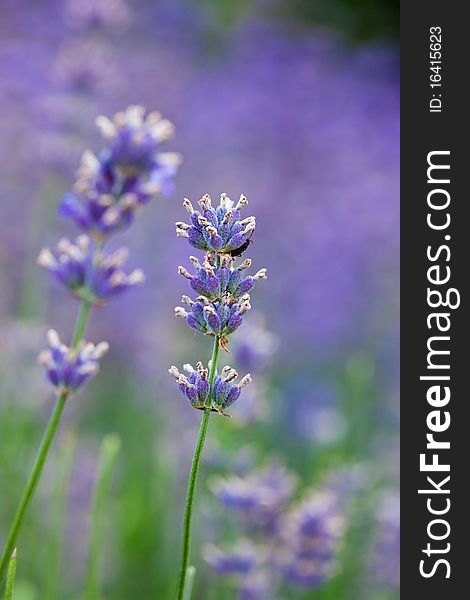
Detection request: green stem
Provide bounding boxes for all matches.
[71,300,92,349]
[182,567,196,600]
[85,434,121,600]
[0,392,67,584]
[0,298,93,586]
[4,550,17,600]
[175,336,220,600]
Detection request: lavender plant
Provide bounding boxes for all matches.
[0,105,180,586]
[205,462,354,599]
[171,193,267,599]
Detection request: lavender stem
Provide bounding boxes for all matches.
[176,334,220,600]
[71,300,92,349]
[0,298,93,586]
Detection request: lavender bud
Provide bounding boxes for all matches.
[204,306,222,335]
[179,256,265,302]
[177,193,256,254]
[39,235,144,304]
[38,330,108,394]
[60,106,181,238]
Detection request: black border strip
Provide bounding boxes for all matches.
[401,2,468,596]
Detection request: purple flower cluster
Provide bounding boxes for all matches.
[232,315,279,373]
[206,462,352,598]
[204,539,263,575]
[64,0,132,32]
[60,106,181,239]
[169,363,251,416]
[176,194,256,254]
[279,491,344,587]
[210,462,297,532]
[53,39,120,94]
[171,192,266,414]
[175,293,251,339]
[38,329,109,394]
[39,105,179,393]
[174,194,266,348]
[38,235,144,305]
[178,254,266,302]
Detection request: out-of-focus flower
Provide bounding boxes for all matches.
[38,329,109,393]
[238,571,272,600]
[38,235,144,305]
[229,380,271,425]
[178,254,266,301]
[277,491,344,588]
[169,362,251,415]
[232,314,279,372]
[287,380,346,445]
[52,40,121,94]
[203,539,262,576]
[65,0,132,32]
[210,461,297,531]
[60,106,181,238]
[176,193,256,254]
[208,461,351,596]
[96,105,179,174]
[322,464,370,498]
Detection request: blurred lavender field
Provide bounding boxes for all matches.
[0,1,399,599]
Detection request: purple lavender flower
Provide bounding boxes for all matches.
[238,572,272,600]
[278,491,344,588]
[232,314,278,372]
[52,40,121,94]
[178,254,266,301]
[38,329,109,394]
[59,106,181,239]
[64,0,132,32]
[176,193,256,254]
[173,187,267,597]
[169,362,251,415]
[210,462,297,531]
[203,539,262,576]
[174,293,252,341]
[38,235,144,305]
[208,462,356,597]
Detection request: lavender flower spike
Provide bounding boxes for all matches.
[178,253,266,301]
[174,191,266,599]
[203,539,262,575]
[176,193,256,254]
[38,329,109,395]
[96,105,179,174]
[60,106,181,239]
[169,362,251,416]
[278,491,344,588]
[0,105,176,585]
[175,293,252,342]
[38,234,144,305]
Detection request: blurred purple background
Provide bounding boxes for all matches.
[0,1,399,598]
